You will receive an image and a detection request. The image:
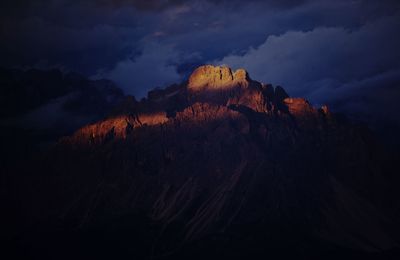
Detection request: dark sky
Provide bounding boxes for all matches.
[1,0,400,123]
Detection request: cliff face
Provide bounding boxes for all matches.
[8,65,400,259]
[188,65,249,91]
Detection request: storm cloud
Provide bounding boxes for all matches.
[1,0,400,123]
[213,14,400,104]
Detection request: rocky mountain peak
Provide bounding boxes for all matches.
[188,65,250,91]
[65,65,336,144]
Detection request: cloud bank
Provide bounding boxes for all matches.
[210,14,400,122]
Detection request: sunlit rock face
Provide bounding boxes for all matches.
[188,65,250,91]
[62,112,169,145]
[283,97,315,115]
[188,65,267,109]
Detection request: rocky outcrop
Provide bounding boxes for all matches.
[62,112,169,145]
[62,116,137,145]
[188,65,249,91]
[283,97,315,115]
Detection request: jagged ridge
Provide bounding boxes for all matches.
[64,65,331,144]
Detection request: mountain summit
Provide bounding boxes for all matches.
[7,65,400,259]
[188,65,249,91]
[63,65,329,144]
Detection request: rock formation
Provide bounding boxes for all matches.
[188,65,249,91]
[5,65,400,260]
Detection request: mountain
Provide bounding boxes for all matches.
[3,65,400,259]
